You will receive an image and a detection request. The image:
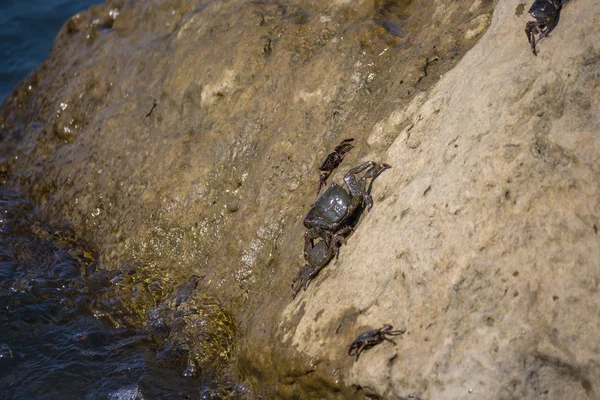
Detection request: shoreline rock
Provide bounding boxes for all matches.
[1,0,599,397]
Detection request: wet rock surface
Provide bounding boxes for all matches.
[1,0,599,398]
[0,190,239,397]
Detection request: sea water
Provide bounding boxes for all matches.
[0,0,100,102]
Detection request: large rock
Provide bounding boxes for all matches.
[265,0,600,398]
[1,0,598,397]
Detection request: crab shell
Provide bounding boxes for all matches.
[305,241,333,267]
[355,329,383,342]
[307,184,352,225]
[529,0,560,25]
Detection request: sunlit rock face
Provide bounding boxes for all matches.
[1,0,599,397]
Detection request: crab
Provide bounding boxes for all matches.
[303,161,391,259]
[291,228,351,298]
[525,0,561,56]
[317,138,355,194]
[348,324,405,361]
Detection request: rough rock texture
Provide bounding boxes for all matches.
[270,0,600,398]
[1,0,599,397]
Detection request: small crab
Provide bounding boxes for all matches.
[348,324,405,361]
[317,138,355,194]
[292,228,351,298]
[525,0,561,56]
[304,161,391,259]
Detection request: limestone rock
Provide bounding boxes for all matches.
[274,0,600,398]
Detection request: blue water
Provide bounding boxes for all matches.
[0,0,100,103]
[0,190,241,398]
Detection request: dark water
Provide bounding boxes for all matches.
[0,0,100,102]
[0,190,242,399]
[0,2,244,397]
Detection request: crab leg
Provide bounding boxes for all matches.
[360,163,392,210]
[355,343,367,360]
[525,21,540,56]
[385,330,406,336]
[342,161,391,219]
[331,226,353,260]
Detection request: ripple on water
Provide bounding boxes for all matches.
[0,190,242,398]
[107,385,144,400]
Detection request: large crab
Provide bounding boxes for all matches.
[303,160,391,260]
[291,161,390,298]
[525,0,561,56]
[348,324,405,361]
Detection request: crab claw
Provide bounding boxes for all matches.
[317,138,356,193]
[364,163,392,180]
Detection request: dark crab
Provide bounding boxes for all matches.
[525,0,561,56]
[291,231,350,298]
[304,161,391,259]
[317,138,355,194]
[348,324,405,361]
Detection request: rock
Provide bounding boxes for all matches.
[1,0,599,397]
[271,0,600,398]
